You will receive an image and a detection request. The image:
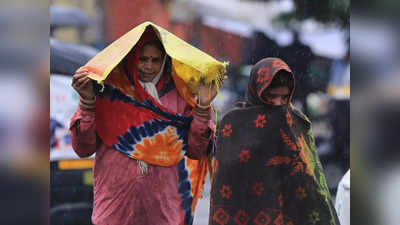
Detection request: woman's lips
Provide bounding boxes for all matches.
[139,72,154,79]
[141,72,154,76]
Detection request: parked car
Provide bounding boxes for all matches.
[50,38,98,225]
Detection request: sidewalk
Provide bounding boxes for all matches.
[194,175,211,225]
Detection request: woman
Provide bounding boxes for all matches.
[71,27,217,225]
[209,58,339,225]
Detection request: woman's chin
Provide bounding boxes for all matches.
[139,76,154,82]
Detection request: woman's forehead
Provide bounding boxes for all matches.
[141,45,162,56]
[265,86,290,94]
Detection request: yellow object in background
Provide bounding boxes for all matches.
[58,159,94,170]
[85,21,228,95]
[83,170,94,186]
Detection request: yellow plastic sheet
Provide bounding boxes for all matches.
[85,21,228,94]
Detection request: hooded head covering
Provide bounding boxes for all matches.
[210,58,339,225]
[247,57,295,106]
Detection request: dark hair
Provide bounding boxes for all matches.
[268,70,294,90]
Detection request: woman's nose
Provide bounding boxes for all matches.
[144,61,152,69]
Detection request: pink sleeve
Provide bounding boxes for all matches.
[69,105,98,158]
[186,113,215,160]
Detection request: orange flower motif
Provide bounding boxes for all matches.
[220,185,232,199]
[286,111,293,127]
[280,129,297,151]
[222,124,233,137]
[213,208,230,225]
[254,114,267,128]
[253,211,271,225]
[257,67,270,83]
[252,182,264,196]
[265,156,291,167]
[290,162,305,176]
[273,212,284,225]
[239,149,251,163]
[233,210,250,225]
[296,186,307,200]
[297,135,314,176]
[133,126,184,166]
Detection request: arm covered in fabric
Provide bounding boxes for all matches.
[69,105,98,158]
[186,113,215,160]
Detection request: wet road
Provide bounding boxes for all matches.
[193,176,211,225]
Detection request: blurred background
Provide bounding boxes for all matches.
[0,0,49,225]
[352,0,400,225]
[48,0,350,224]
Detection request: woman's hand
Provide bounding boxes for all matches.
[72,67,95,100]
[198,80,218,107]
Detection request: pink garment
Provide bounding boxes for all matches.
[70,88,213,225]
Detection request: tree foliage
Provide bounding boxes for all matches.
[276,0,350,28]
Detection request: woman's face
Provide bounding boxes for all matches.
[261,86,290,106]
[137,44,163,82]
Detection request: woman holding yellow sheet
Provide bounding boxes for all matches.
[70,22,226,225]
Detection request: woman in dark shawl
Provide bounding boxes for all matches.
[209,58,340,225]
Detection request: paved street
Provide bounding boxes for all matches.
[194,175,211,225]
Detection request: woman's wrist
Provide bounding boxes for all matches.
[194,104,211,118]
[81,94,96,102]
[196,97,211,108]
[80,96,96,109]
[196,102,211,110]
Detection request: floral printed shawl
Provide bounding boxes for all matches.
[210,58,340,225]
